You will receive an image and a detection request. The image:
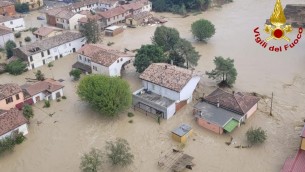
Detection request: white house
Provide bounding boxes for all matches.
[0,108,28,140]
[72,44,133,76]
[0,15,25,31]
[14,31,86,70]
[0,25,14,48]
[133,63,201,119]
[55,10,86,30]
[21,78,64,104]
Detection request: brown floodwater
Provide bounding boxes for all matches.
[1,0,305,172]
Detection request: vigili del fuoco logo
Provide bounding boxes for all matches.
[253,0,303,52]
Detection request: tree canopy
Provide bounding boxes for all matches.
[151,0,210,13]
[15,3,29,13]
[246,127,267,146]
[134,44,166,73]
[80,19,101,43]
[105,138,134,167]
[23,105,34,120]
[152,26,180,51]
[80,148,103,172]
[173,38,200,69]
[5,59,27,75]
[35,70,45,81]
[5,40,16,58]
[206,56,237,87]
[77,75,132,116]
[69,69,82,81]
[191,19,215,41]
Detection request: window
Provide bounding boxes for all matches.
[10,21,13,24]
[47,50,50,55]
[152,84,155,90]
[93,66,97,71]
[88,59,91,63]
[41,52,44,57]
[5,97,13,104]
[108,18,110,22]
[16,94,20,100]
[120,58,122,61]
[117,60,119,63]
[30,56,33,61]
[79,55,82,60]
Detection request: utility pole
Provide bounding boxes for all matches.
[270,92,273,116]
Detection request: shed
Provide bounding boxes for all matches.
[171,124,193,144]
[105,25,123,37]
[301,125,305,150]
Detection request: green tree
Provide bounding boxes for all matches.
[69,69,82,81]
[191,19,215,41]
[206,56,237,87]
[23,104,34,120]
[80,19,101,43]
[134,44,166,73]
[77,75,132,116]
[168,51,185,68]
[172,38,200,69]
[5,59,27,75]
[246,127,267,145]
[5,40,17,58]
[35,70,45,81]
[0,136,16,154]
[15,3,29,13]
[151,0,167,12]
[105,138,134,167]
[80,148,103,172]
[152,26,180,51]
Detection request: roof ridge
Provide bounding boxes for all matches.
[233,93,246,114]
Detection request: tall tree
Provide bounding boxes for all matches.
[5,40,16,58]
[80,19,101,43]
[105,138,134,167]
[35,70,45,81]
[191,19,215,41]
[5,59,27,75]
[206,56,237,87]
[77,75,132,116]
[80,148,103,172]
[23,105,34,120]
[173,38,200,69]
[152,26,180,51]
[134,44,166,73]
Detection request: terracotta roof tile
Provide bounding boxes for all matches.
[204,88,260,115]
[0,1,14,7]
[77,44,133,67]
[122,2,144,11]
[0,83,22,101]
[0,108,27,136]
[97,6,126,19]
[0,15,22,23]
[33,26,61,37]
[139,63,197,92]
[22,78,64,96]
[0,25,12,36]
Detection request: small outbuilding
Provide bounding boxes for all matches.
[301,125,305,150]
[105,25,123,37]
[171,124,193,144]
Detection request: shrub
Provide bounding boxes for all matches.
[14,132,26,144]
[69,69,82,81]
[80,148,103,172]
[62,96,67,99]
[35,70,45,81]
[246,127,267,145]
[48,62,54,67]
[0,136,16,154]
[23,104,34,120]
[30,27,38,33]
[105,138,134,167]
[127,112,134,117]
[56,99,61,102]
[128,120,133,123]
[14,32,21,38]
[24,36,31,42]
[5,40,17,58]
[5,59,27,75]
[43,100,50,108]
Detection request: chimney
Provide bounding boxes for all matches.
[170,60,173,65]
[217,100,220,108]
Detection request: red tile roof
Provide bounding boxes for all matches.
[77,44,133,67]
[97,6,126,19]
[281,149,305,172]
[0,1,14,7]
[0,83,22,101]
[204,88,260,115]
[0,25,12,36]
[122,2,144,11]
[22,79,64,97]
[0,108,27,137]
[139,63,199,92]
[33,26,60,37]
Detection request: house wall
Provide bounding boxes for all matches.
[56,17,69,30]
[0,123,28,140]
[180,76,200,102]
[27,37,86,70]
[166,103,176,119]
[246,103,258,119]
[46,14,57,26]
[301,138,305,150]
[77,54,92,66]
[143,81,180,101]
[69,14,86,30]
[172,133,182,143]
[91,61,109,75]
[0,92,24,110]
[141,2,152,12]
[0,18,25,31]
[51,89,64,100]
[108,56,130,76]
[196,117,223,134]
[32,92,45,103]
[17,0,43,10]
[0,32,14,48]
[105,11,129,26]
[0,4,16,16]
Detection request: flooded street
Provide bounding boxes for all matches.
[1,0,305,171]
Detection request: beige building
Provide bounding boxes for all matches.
[33,26,63,40]
[16,0,44,10]
[0,83,24,110]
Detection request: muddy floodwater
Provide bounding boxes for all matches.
[1,0,305,172]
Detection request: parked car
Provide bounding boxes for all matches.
[37,16,45,20]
